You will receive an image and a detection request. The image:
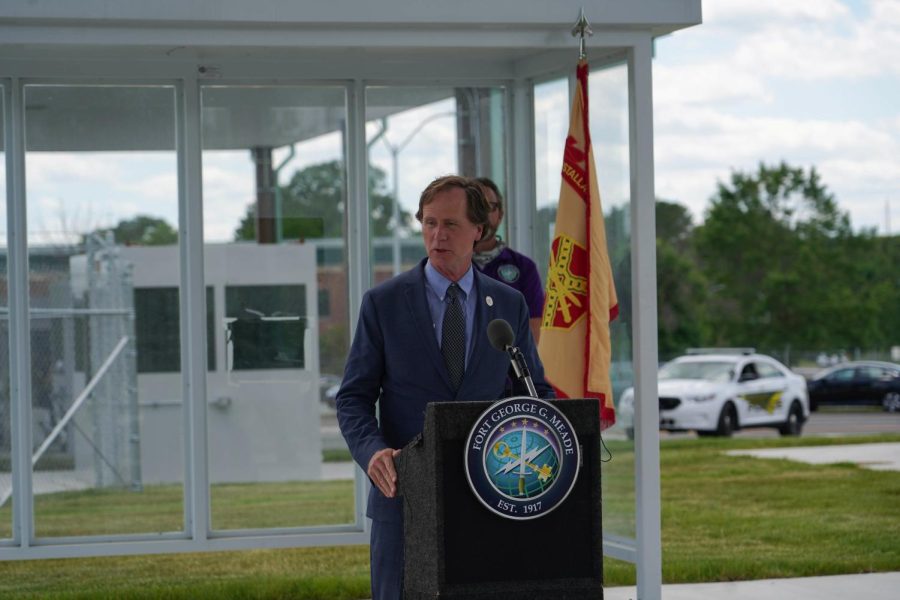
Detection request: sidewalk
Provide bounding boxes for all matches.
[605,571,900,600]
[728,442,900,472]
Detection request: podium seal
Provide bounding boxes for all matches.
[464,396,580,520]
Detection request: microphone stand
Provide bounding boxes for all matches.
[506,345,538,398]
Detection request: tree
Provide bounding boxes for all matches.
[601,200,710,359]
[602,204,631,350]
[552,168,896,358]
[540,199,709,360]
[692,162,861,351]
[87,215,178,246]
[235,160,412,241]
[653,201,710,358]
[655,199,694,250]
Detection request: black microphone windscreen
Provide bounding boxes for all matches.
[487,318,515,351]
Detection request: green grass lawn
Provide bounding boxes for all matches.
[657,434,900,582]
[12,479,357,537]
[1,433,899,598]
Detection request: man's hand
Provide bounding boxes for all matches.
[367,447,402,498]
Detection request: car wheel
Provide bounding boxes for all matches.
[883,392,900,413]
[779,401,804,436]
[625,427,635,440]
[714,403,737,437]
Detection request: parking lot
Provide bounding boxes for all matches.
[732,409,900,438]
[323,404,900,447]
[622,409,900,441]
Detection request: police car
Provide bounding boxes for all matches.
[618,349,809,438]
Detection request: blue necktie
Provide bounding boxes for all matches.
[442,283,466,391]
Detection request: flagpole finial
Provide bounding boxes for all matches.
[571,7,593,61]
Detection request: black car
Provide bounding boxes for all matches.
[807,361,900,412]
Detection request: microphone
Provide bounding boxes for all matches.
[487,318,538,398]
[487,318,515,351]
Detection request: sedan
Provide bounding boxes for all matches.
[807,361,900,412]
[617,350,810,438]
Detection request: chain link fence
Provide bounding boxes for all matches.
[1,234,139,512]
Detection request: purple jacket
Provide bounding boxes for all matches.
[476,247,545,319]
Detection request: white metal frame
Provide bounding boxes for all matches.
[0,5,703,598]
[0,75,377,557]
[345,78,372,532]
[1,58,661,585]
[5,76,34,552]
[629,36,663,600]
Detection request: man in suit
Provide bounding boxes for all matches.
[336,175,553,600]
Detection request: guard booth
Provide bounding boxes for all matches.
[65,243,322,487]
[0,2,702,598]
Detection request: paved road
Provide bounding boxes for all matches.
[729,410,900,439]
[324,405,900,444]
[801,410,900,435]
[648,410,900,441]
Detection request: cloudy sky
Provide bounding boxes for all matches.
[370,0,900,236]
[13,0,899,244]
[653,0,900,234]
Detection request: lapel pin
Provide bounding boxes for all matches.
[486,296,494,307]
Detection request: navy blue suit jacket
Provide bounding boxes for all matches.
[336,259,553,522]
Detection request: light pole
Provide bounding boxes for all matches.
[379,111,455,275]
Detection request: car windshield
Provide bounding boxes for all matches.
[659,361,735,383]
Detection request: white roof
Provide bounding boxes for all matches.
[0,1,701,64]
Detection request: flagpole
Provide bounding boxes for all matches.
[539,4,618,420]
[571,7,593,61]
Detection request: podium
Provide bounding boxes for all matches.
[398,399,603,600]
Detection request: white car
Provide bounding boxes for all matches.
[618,350,809,438]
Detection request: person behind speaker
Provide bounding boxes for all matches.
[473,177,545,342]
[336,175,554,600]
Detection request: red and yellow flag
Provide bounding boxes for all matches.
[538,59,619,429]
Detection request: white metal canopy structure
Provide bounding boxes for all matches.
[0,2,701,598]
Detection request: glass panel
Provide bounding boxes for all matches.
[365,86,507,284]
[134,287,215,373]
[590,63,634,543]
[533,65,636,543]
[24,84,183,537]
[201,85,353,530]
[0,86,9,539]
[534,77,569,279]
[225,285,306,371]
[591,63,634,543]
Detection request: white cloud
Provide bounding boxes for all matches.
[873,0,900,23]
[654,0,900,234]
[369,101,459,218]
[709,0,900,81]
[733,22,900,80]
[115,173,177,211]
[23,153,183,244]
[202,156,255,242]
[535,81,568,207]
[654,103,900,229]
[280,131,342,172]
[655,62,772,106]
[657,108,897,162]
[705,0,851,26]
[660,0,900,110]
[27,153,118,187]
[886,115,900,133]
